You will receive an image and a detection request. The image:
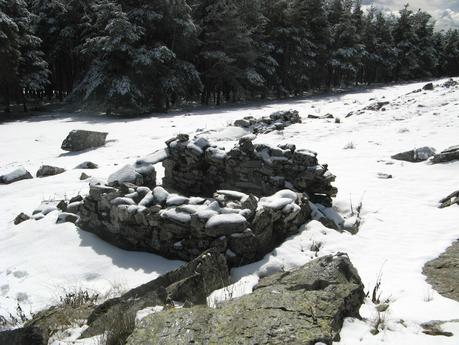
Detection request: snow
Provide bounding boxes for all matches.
[107,164,139,185]
[205,213,247,229]
[1,78,459,343]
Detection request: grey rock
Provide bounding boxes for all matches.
[423,240,459,302]
[56,200,68,212]
[0,167,33,184]
[126,254,364,345]
[80,172,90,180]
[439,190,459,208]
[431,145,459,164]
[82,249,229,338]
[69,195,83,203]
[423,82,434,90]
[61,130,108,152]
[377,173,393,179]
[14,212,31,225]
[56,212,79,224]
[36,165,65,178]
[391,146,436,162]
[74,161,99,169]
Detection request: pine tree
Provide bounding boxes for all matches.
[0,0,48,111]
[194,0,256,104]
[75,0,142,113]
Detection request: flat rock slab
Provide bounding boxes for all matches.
[391,146,436,162]
[127,254,364,345]
[61,130,108,152]
[432,145,459,164]
[423,241,459,302]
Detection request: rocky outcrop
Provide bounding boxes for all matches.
[431,145,459,164]
[0,167,33,184]
[423,241,459,302]
[439,190,459,208]
[346,101,389,117]
[82,249,229,338]
[233,110,302,134]
[391,147,436,163]
[77,184,311,265]
[163,135,336,206]
[61,130,108,152]
[36,165,65,178]
[127,254,365,345]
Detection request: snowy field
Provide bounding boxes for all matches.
[1,78,458,344]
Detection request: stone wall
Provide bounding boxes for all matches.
[77,184,311,266]
[163,134,337,206]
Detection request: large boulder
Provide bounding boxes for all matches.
[0,167,33,184]
[81,249,229,338]
[391,146,436,163]
[61,130,108,152]
[36,165,65,178]
[127,254,364,345]
[423,241,459,302]
[431,145,459,164]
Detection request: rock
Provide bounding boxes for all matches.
[75,161,99,169]
[0,300,95,345]
[233,110,301,134]
[56,200,67,212]
[308,113,334,119]
[80,172,90,180]
[56,212,79,224]
[442,79,458,88]
[439,190,459,208]
[107,164,143,186]
[346,101,390,117]
[107,164,156,188]
[391,146,436,162]
[126,254,364,345]
[82,249,229,338]
[14,212,31,225]
[423,82,434,90]
[431,145,459,164]
[69,195,83,203]
[377,173,392,179]
[36,165,65,178]
[0,167,33,184]
[423,241,459,302]
[0,326,47,345]
[61,130,108,152]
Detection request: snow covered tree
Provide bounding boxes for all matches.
[75,0,142,113]
[0,0,48,111]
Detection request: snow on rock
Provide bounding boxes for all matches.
[0,167,33,184]
[205,213,248,236]
[107,164,143,186]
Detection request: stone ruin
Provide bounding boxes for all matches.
[77,185,311,266]
[76,134,337,266]
[162,134,337,206]
[233,109,301,134]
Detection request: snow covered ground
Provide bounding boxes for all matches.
[1,78,458,344]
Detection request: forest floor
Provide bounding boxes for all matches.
[0,78,458,344]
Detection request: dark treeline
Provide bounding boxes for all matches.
[1,0,459,113]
